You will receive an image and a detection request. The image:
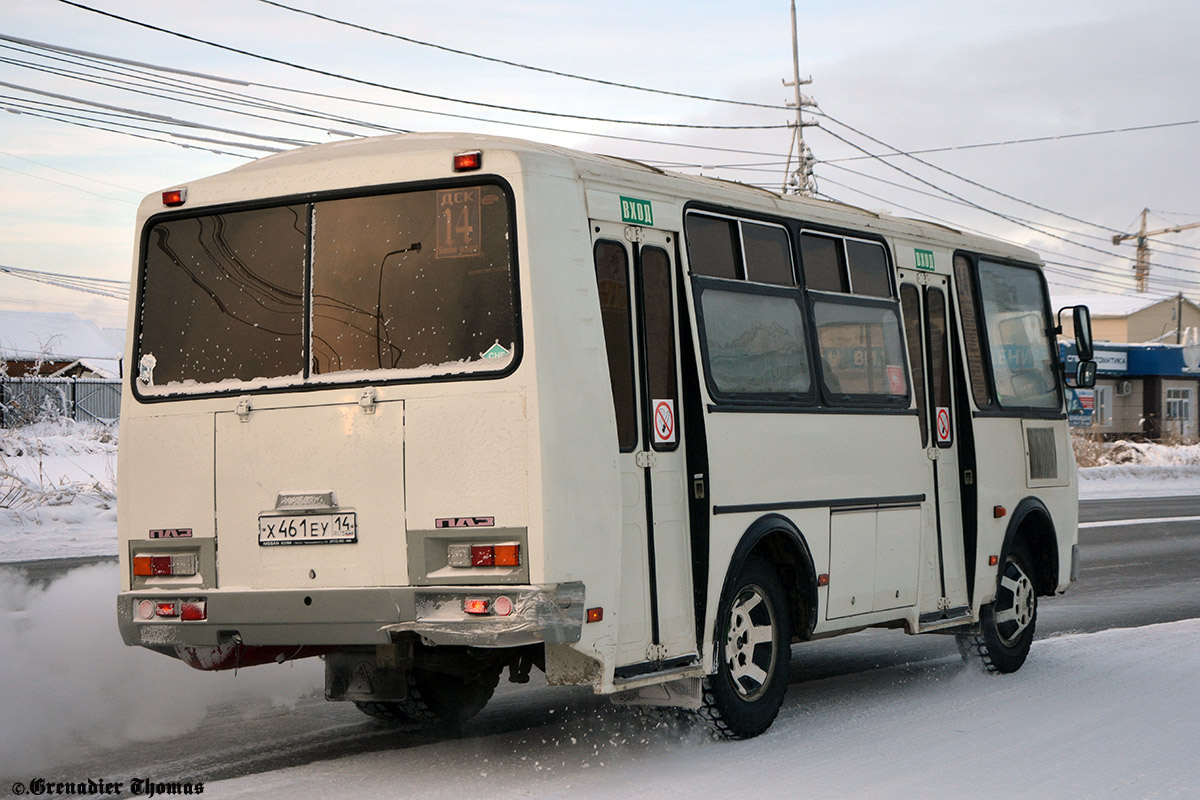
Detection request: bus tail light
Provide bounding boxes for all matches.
[133,554,198,577]
[493,544,520,566]
[181,600,207,621]
[137,597,207,621]
[586,607,603,623]
[464,597,490,615]
[449,543,522,568]
[162,188,187,206]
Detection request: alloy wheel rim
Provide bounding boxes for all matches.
[724,583,777,701]
[994,558,1036,645]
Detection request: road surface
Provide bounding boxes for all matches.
[6,495,1198,791]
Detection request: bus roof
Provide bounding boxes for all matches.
[143,132,1041,266]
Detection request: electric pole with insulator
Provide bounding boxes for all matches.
[782,0,818,195]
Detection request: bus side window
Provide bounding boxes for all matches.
[846,240,891,298]
[954,254,993,410]
[900,284,928,446]
[741,222,794,286]
[594,241,638,450]
[641,247,679,451]
[685,214,742,279]
[800,233,847,293]
[927,287,953,446]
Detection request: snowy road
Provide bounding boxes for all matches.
[1,494,1198,798]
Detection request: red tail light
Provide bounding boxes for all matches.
[464,597,490,615]
[133,554,198,577]
[181,600,207,621]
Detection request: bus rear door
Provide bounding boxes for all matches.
[592,221,697,674]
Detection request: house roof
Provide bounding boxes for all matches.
[1052,292,1198,318]
[0,310,124,364]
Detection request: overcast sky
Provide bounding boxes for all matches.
[2,0,1199,329]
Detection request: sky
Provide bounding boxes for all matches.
[2,0,1199,330]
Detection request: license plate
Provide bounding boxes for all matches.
[258,512,357,546]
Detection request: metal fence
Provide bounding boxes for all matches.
[0,377,122,427]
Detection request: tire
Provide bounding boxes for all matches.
[959,539,1038,673]
[699,555,791,739]
[398,664,502,725]
[352,700,412,723]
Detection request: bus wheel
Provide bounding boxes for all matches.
[960,539,1037,673]
[352,701,411,723]
[699,555,791,739]
[399,664,502,725]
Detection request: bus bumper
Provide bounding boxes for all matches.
[117,582,585,650]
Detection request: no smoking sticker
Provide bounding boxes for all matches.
[936,406,952,443]
[653,399,676,445]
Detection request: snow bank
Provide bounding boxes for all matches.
[0,420,118,561]
[1076,437,1200,498]
[210,619,1200,800]
[1079,464,1200,498]
[0,561,322,777]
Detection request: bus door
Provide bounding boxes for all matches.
[899,272,971,622]
[591,221,697,672]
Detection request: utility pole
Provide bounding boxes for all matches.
[782,0,818,196]
[1112,208,1200,293]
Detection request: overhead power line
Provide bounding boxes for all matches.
[821,119,1200,166]
[2,34,798,161]
[255,0,789,111]
[0,265,129,300]
[54,1,788,131]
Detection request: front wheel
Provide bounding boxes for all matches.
[959,539,1038,673]
[699,555,791,739]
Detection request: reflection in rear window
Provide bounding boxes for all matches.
[137,184,517,394]
[139,205,307,387]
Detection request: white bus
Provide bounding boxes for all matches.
[117,133,1096,739]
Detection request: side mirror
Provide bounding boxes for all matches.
[1074,360,1097,389]
[1059,304,1095,362]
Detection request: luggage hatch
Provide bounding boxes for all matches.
[215,400,407,590]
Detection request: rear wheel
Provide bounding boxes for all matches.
[959,539,1038,673]
[352,700,411,723]
[399,664,502,725]
[699,556,791,739]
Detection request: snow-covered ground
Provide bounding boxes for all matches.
[1,423,1198,796]
[2,557,1195,798]
[0,420,116,562]
[1,423,1198,564]
[208,618,1200,800]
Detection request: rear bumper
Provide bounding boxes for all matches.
[117,581,585,649]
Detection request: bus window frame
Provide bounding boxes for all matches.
[954,250,1066,420]
[691,276,818,408]
[806,289,913,410]
[131,174,523,404]
[797,226,898,300]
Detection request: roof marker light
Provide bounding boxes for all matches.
[162,188,187,207]
[453,151,482,171]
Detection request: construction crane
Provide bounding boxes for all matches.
[1112,208,1200,292]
